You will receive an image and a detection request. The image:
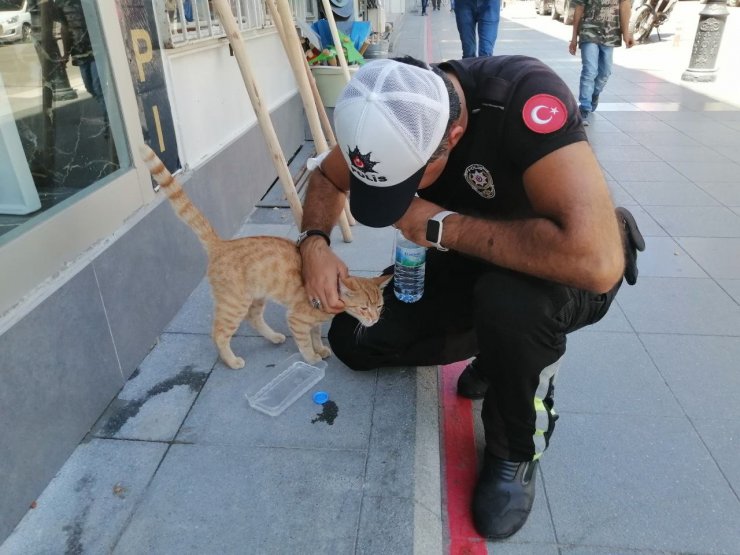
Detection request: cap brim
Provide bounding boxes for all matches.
[349,164,426,228]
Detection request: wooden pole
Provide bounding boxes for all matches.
[272,0,328,153]
[211,0,303,226]
[268,0,335,146]
[271,0,356,234]
[319,0,351,82]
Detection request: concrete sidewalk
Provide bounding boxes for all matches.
[3,2,740,554]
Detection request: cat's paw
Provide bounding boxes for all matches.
[303,352,322,364]
[268,333,286,344]
[225,356,245,369]
[317,346,332,359]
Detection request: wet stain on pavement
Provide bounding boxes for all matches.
[99,365,208,436]
[63,474,93,555]
[311,400,338,425]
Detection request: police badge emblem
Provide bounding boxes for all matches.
[464,164,495,199]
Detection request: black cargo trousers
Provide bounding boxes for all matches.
[328,249,621,461]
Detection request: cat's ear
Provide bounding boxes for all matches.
[375,274,393,290]
[339,277,354,298]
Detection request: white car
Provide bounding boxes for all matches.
[0,0,31,44]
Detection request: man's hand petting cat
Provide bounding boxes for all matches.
[300,237,348,313]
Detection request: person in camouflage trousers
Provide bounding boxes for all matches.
[568,0,634,125]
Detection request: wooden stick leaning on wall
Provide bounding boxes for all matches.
[210,0,304,227]
[270,0,356,230]
[319,0,352,82]
[268,2,336,146]
[314,0,357,225]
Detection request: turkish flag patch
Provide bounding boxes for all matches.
[522,94,568,134]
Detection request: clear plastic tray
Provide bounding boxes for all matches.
[244,353,327,417]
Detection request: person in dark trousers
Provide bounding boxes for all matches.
[454,0,501,57]
[297,56,644,539]
[569,0,634,125]
[55,0,104,109]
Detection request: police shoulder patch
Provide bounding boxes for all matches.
[522,94,568,134]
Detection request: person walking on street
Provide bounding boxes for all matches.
[454,0,501,57]
[569,0,634,125]
[298,57,644,539]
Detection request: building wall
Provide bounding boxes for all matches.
[0,0,306,541]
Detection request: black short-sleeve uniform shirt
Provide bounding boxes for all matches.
[418,55,587,220]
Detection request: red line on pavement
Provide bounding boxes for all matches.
[441,361,487,555]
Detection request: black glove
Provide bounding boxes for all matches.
[616,207,645,286]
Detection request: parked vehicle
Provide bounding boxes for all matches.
[551,0,575,24]
[535,0,554,15]
[0,0,30,44]
[629,0,680,42]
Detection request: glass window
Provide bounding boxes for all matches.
[0,0,129,243]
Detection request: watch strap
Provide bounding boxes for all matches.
[427,210,457,251]
[296,229,331,247]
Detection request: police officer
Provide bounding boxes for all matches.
[298,56,643,539]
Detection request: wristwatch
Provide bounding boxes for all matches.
[296,229,331,247]
[425,210,457,252]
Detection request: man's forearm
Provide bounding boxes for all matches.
[571,5,583,41]
[619,0,631,37]
[301,166,348,233]
[442,213,624,293]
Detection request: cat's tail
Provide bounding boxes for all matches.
[140,145,220,249]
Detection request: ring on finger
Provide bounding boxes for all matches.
[311,298,322,309]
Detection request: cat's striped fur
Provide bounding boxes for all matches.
[141,145,390,369]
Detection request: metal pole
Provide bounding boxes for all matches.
[681,0,730,82]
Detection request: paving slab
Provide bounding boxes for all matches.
[544,413,740,553]
[619,180,720,207]
[639,334,740,421]
[90,333,217,442]
[111,443,366,555]
[557,330,682,417]
[177,337,379,451]
[719,279,740,304]
[0,439,167,555]
[691,417,740,495]
[696,181,740,206]
[676,237,740,279]
[618,277,740,335]
[632,236,708,278]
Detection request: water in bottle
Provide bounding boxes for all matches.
[393,230,426,303]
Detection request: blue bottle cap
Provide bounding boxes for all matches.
[313,391,329,404]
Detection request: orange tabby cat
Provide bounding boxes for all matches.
[141,145,391,369]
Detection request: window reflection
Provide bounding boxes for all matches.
[0,0,126,241]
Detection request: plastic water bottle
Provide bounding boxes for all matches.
[393,229,426,303]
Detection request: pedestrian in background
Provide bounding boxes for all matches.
[55,0,105,110]
[421,0,429,15]
[569,0,634,125]
[454,0,501,57]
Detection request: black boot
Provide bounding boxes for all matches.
[472,454,537,539]
[456,359,489,399]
